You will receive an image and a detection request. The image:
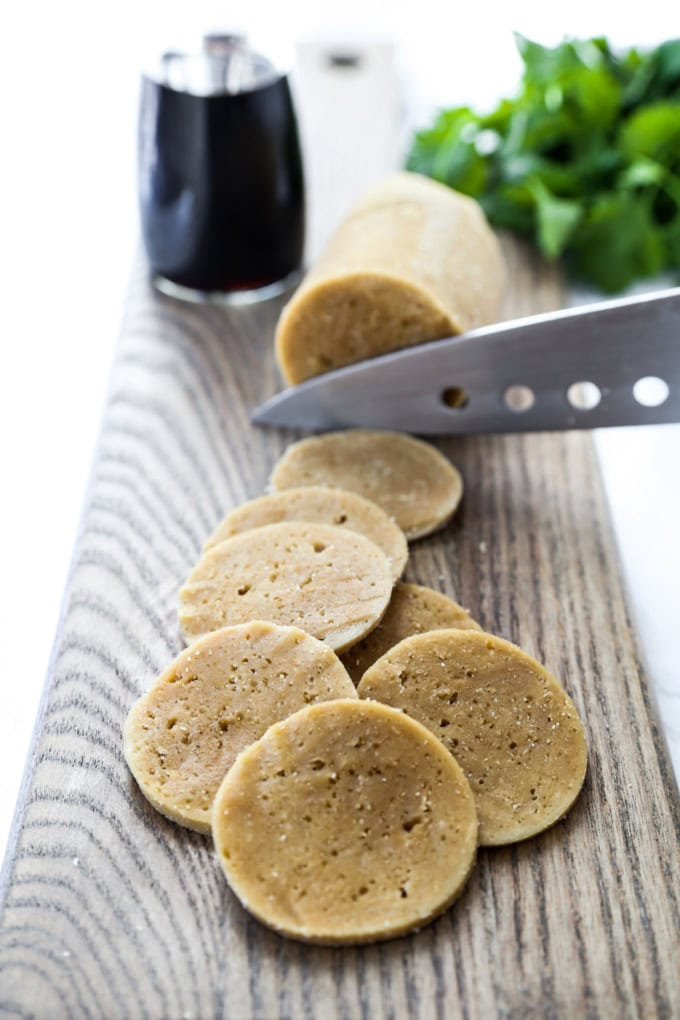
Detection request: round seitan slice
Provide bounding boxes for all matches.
[123,622,357,833]
[270,430,463,540]
[341,582,482,684]
[212,698,478,944]
[358,630,587,846]
[275,172,505,384]
[204,485,408,582]
[179,521,393,652]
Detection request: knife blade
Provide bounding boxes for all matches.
[252,288,680,434]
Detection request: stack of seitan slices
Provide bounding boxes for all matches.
[124,428,587,945]
[123,146,582,950]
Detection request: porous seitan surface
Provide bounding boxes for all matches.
[204,485,407,582]
[212,698,478,943]
[275,172,505,384]
[358,630,587,845]
[124,623,356,833]
[342,582,481,684]
[270,430,462,540]
[179,521,393,651]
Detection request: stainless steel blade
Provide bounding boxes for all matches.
[253,288,680,434]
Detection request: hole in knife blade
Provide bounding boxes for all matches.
[633,376,669,407]
[441,386,469,410]
[503,385,535,412]
[567,381,601,410]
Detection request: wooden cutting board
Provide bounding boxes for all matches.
[1,45,678,1020]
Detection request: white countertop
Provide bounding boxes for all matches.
[2,1,679,859]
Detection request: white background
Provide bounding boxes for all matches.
[1,0,679,858]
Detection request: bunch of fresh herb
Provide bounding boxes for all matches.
[406,35,680,291]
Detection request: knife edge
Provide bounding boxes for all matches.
[253,288,680,434]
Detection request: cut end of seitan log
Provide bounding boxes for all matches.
[275,172,506,385]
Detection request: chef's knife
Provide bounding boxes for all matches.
[253,288,680,434]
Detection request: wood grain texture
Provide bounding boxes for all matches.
[1,46,679,1020]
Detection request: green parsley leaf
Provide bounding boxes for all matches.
[619,102,680,161]
[664,215,680,268]
[526,179,582,258]
[406,34,680,291]
[568,193,665,291]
